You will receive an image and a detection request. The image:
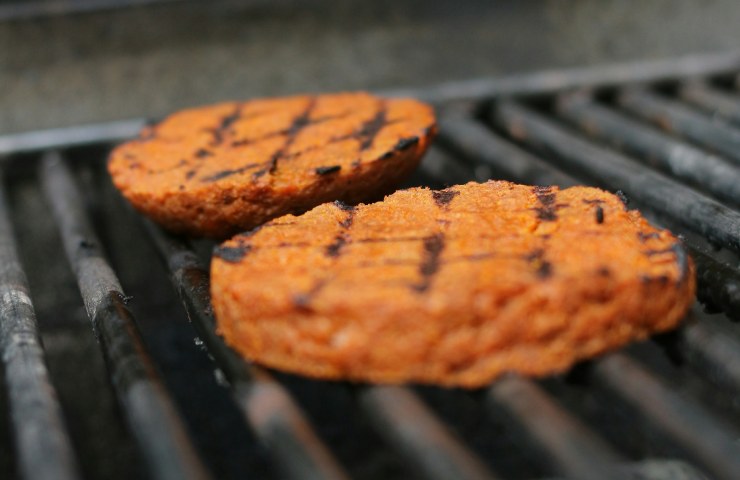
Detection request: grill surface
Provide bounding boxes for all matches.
[2,52,740,480]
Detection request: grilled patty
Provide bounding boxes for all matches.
[211,181,695,387]
[108,92,436,238]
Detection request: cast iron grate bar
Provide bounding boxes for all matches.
[593,353,740,480]
[556,91,740,207]
[679,314,740,395]
[490,100,740,253]
[437,111,578,188]
[678,80,740,127]
[357,386,498,480]
[142,221,350,480]
[0,170,82,480]
[487,376,623,480]
[618,87,740,165]
[38,152,211,480]
[675,243,740,322]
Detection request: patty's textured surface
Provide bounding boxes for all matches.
[211,181,695,387]
[108,92,436,238]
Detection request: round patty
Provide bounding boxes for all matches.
[108,92,436,238]
[211,181,695,388]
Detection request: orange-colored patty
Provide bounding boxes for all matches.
[211,181,695,388]
[108,92,436,238]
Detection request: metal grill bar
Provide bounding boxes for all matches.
[688,246,740,321]
[437,114,578,188]
[557,92,740,207]
[358,386,497,480]
[0,119,145,157]
[39,153,211,480]
[142,221,350,480]
[0,171,81,480]
[385,50,740,103]
[490,100,740,252]
[679,317,740,394]
[593,353,740,480]
[487,376,623,480]
[618,87,740,165]
[679,81,740,126]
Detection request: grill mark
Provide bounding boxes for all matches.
[307,206,357,305]
[147,158,190,175]
[293,278,330,312]
[195,148,213,158]
[357,103,388,151]
[210,105,242,146]
[230,111,351,147]
[213,244,251,263]
[595,205,604,224]
[411,233,445,293]
[325,206,355,257]
[201,162,262,182]
[532,186,565,221]
[394,136,419,151]
[432,189,459,208]
[524,248,553,279]
[344,252,519,270]
[329,102,393,152]
[266,98,318,176]
[315,165,341,175]
[325,235,348,257]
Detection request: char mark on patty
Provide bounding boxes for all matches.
[432,188,460,208]
[412,233,445,293]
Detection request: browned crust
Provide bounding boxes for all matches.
[108,92,436,238]
[211,181,696,388]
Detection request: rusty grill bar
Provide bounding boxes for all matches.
[2,52,740,479]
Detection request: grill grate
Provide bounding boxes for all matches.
[2,52,740,480]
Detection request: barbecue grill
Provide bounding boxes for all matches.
[2,51,740,480]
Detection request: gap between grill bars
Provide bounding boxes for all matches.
[2,52,740,480]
